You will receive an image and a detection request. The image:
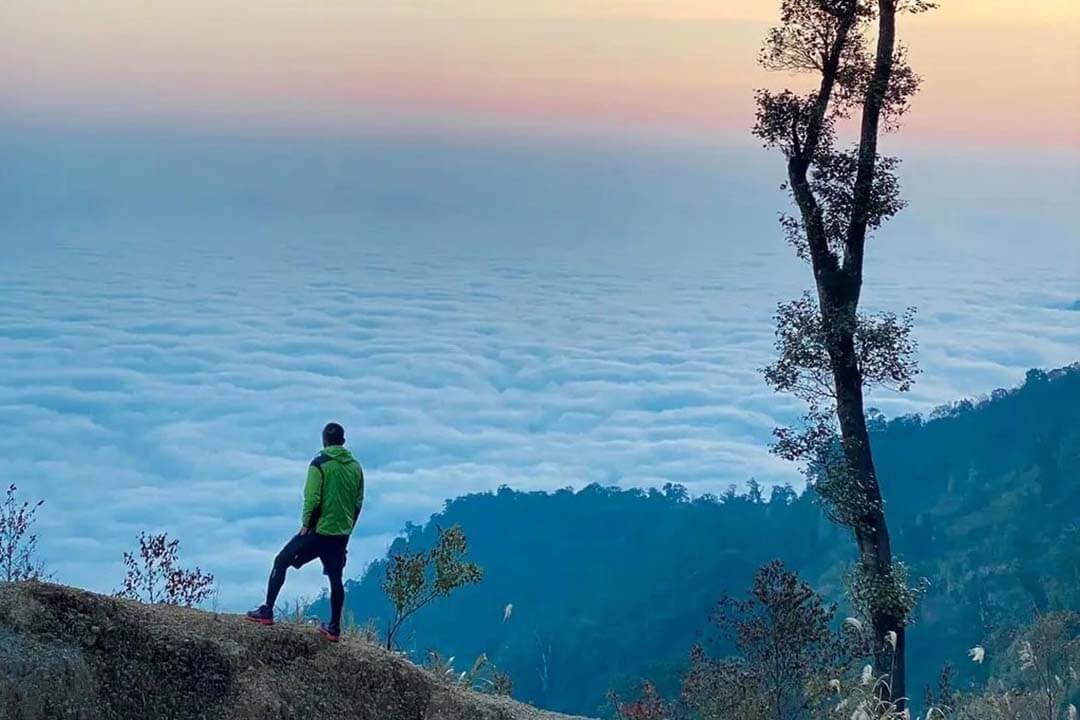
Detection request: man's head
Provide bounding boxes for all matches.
[322,422,345,447]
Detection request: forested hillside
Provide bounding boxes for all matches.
[323,365,1080,716]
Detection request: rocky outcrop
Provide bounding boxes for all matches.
[0,582,591,720]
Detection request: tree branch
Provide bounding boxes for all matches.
[845,0,898,284]
[787,8,858,290]
[800,9,857,167]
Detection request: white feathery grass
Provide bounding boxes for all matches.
[834,672,912,720]
[844,617,865,634]
[1018,640,1036,671]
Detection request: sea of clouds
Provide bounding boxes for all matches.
[1,128,1076,608]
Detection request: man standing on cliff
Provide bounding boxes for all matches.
[246,422,364,642]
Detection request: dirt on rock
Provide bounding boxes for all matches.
[0,582,592,720]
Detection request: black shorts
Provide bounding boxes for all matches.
[277,533,349,578]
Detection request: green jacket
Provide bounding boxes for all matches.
[302,445,364,536]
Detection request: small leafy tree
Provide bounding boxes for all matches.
[681,561,858,720]
[383,524,483,651]
[116,532,215,607]
[0,484,48,582]
[1010,612,1080,720]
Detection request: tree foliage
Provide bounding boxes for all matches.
[764,294,919,407]
[383,524,483,651]
[681,561,855,720]
[115,531,215,607]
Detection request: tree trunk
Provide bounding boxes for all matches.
[830,312,906,706]
[774,0,909,704]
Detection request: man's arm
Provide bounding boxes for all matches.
[301,464,323,532]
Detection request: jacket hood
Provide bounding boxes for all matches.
[321,445,357,464]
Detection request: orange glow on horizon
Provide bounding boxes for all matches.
[2,0,1077,146]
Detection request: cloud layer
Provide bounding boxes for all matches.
[1,131,1076,608]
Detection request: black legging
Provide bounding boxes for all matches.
[328,574,344,628]
[264,550,291,610]
[265,535,346,628]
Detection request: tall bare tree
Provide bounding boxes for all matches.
[754,0,935,705]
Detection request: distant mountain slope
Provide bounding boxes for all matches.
[0,582,591,720]
[327,364,1080,717]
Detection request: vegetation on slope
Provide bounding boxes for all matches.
[326,365,1080,716]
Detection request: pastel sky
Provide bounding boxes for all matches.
[3,0,1078,145]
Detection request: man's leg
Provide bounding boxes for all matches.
[328,568,345,629]
[317,535,349,639]
[265,534,316,609]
